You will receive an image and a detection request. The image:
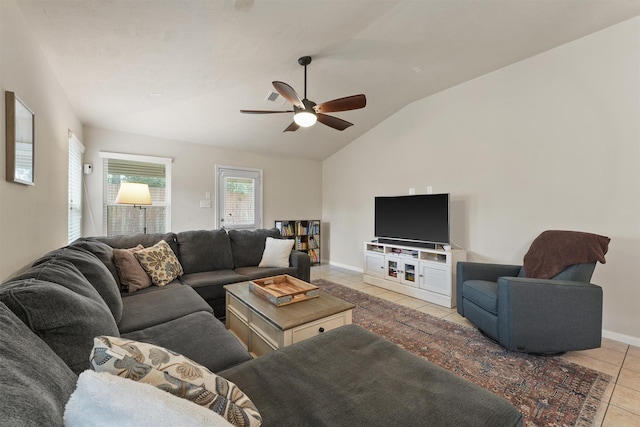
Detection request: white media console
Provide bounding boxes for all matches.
[363,241,467,308]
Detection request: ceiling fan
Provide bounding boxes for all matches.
[240,56,366,132]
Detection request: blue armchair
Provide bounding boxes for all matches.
[456,231,609,354]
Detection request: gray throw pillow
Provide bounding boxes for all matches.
[0,301,77,427]
[0,278,120,374]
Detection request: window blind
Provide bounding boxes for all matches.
[106,159,165,179]
[68,134,85,243]
[223,177,256,226]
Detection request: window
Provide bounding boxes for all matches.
[68,132,85,243]
[216,166,262,229]
[100,152,172,236]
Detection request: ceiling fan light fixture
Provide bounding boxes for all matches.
[294,110,317,127]
[240,55,366,132]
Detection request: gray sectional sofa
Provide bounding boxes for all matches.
[2,227,306,376]
[0,227,523,427]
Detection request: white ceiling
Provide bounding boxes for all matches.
[15,0,640,161]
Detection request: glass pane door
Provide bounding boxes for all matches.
[387,259,398,278]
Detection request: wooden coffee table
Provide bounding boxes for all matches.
[225,281,355,357]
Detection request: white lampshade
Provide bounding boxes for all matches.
[293,110,317,127]
[115,182,152,206]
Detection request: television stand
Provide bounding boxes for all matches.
[363,241,466,308]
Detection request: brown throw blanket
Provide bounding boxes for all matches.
[523,230,610,279]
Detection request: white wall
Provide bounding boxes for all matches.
[323,17,640,343]
[82,126,322,235]
[0,1,83,281]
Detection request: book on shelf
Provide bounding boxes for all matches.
[308,222,320,235]
[309,249,319,263]
[279,222,295,237]
[296,223,308,235]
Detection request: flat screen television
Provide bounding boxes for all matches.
[374,193,449,247]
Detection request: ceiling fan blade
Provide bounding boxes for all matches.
[315,94,366,113]
[273,81,304,108]
[283,122,300,132]
[316,113,353,131]
[240,109,293,114]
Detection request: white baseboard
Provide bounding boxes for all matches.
[327,260,362,273]
[603,329,640,348]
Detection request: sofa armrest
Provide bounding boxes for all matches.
[456,262,521,313]
[497,277,602,353]
[289,250,311,282]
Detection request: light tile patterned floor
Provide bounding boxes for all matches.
[311,264,640,427]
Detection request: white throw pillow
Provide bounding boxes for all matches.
[64,370,233,427]
[259,237,295,268]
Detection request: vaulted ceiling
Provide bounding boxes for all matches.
[16,0,640,160]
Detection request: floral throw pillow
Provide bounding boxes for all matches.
[90,336,262,427]
[133,240,184,287]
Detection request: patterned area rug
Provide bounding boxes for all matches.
[313,279,611,427]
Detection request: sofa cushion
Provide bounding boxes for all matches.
[69,239,119,286]
[65,370,234,427]
[113,245,152,292]
[121,311,253,373]
[259,237,294,268]
[11,259,107,302]
[177,229,234,273]
[33,246,123,323]
[180,270,247,301]
[90,336,262,427]
[120,279,183,297]
[228,228,281,268]
[118,284,213,334]
[0,279,119,374]
[234,266,298,281]
[134,240,184,287]
[462,280,498,315]
[0,301,78,427]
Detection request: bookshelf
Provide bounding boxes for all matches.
[275,220,321,265]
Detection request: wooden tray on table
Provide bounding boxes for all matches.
[249,275,320,307]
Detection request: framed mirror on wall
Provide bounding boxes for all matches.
[6,91,35,185]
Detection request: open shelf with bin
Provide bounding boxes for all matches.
[363,241,466,308]
[275,220,321,265]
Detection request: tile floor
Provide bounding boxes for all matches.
[311,264,640,427]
